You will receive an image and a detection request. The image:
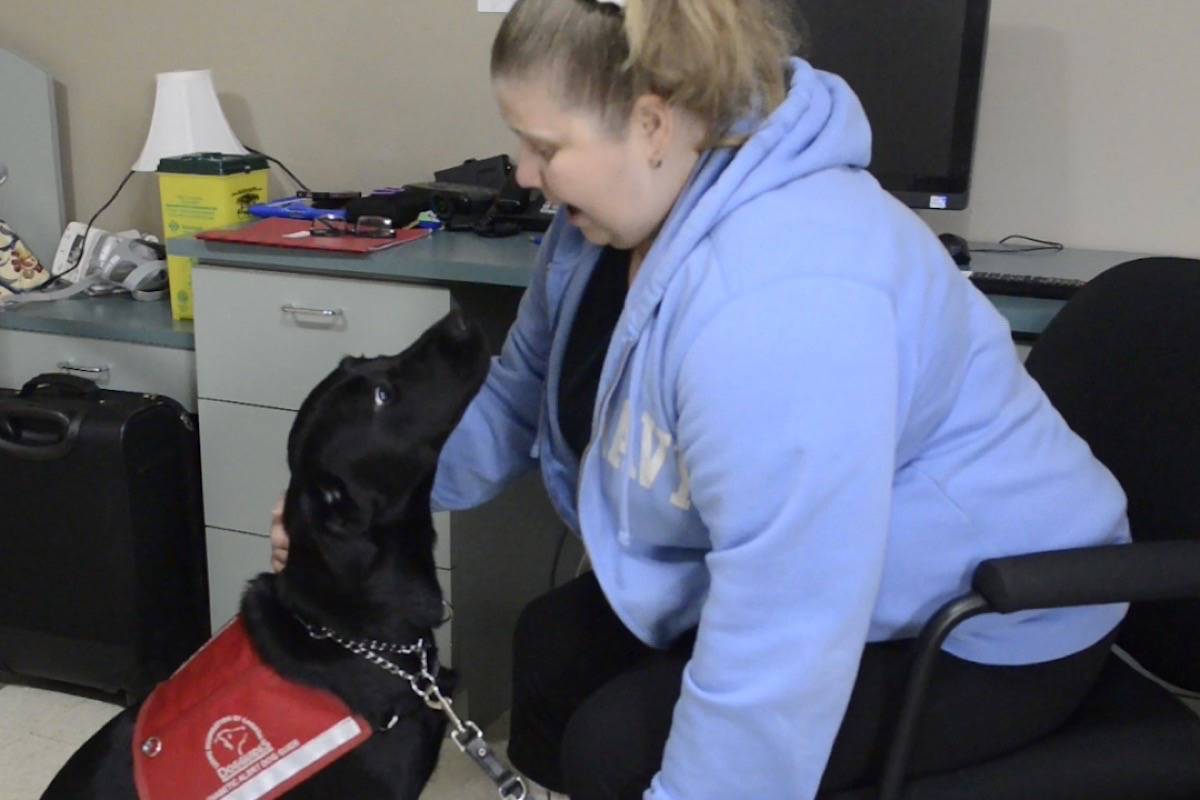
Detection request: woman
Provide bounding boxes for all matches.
[274,1,1129,797]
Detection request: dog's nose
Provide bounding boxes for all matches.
[445,308,470,339]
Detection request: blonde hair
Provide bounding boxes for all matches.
[491,0,799,148]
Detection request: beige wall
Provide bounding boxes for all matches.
[933,0,1200,257]
[1,0,1197,258]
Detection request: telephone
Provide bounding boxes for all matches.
[0,222,168,307]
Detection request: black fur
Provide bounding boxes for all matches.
[40,309,490,799]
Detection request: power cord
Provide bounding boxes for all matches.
[51,147,305,287]
[25,148,303,293]
[246,146,310,193]
[971,234,1065,255]
[48,169,137,285]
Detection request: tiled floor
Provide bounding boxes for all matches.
[0,678,515,799]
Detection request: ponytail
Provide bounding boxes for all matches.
[623,0,796,146]
[492,0,799,147]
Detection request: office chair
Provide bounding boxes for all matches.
[825,257,1200,800]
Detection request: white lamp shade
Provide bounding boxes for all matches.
[131,69,247,172]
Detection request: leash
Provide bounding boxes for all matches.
[298,618,527,800]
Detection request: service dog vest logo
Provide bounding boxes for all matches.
[205,715,298,786]
[133,617,373,800]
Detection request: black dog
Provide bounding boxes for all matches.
[40,309,490,799]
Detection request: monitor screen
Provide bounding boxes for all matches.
[790,0,991,210]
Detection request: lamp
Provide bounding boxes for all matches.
[132,69,246,171]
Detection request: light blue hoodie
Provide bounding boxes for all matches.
[433,59,1129,799]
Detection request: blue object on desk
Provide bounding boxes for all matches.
[248,197,346,221]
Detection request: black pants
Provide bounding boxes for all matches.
[507,573,1116,799]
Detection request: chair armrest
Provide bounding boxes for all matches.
[973,541,1200,614]
[879,539,1200,800]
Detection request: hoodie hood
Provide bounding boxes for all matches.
[619,58,873,337]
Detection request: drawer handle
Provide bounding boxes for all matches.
[57,362,110,378]
[281,304,344,319]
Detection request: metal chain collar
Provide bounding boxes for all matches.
[298,617,527,800]
[299,619,428,657]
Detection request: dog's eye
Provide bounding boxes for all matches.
[374,385,393,407]
[321,485,342,506]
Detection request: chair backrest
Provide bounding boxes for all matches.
[1024,257,1200,692]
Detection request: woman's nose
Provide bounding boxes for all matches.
[515,154,542,191]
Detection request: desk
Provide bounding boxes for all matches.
[966,246,1150,340]
[0,233,1147,726]
[0,295,196,410]
[0,238,1148,349]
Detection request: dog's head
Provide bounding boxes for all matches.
[277,309,489,636]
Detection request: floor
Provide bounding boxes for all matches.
[6,675,1198,800]
[0,677,515,800]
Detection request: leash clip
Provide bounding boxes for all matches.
[298,612,526,800]
[454,725,527,800]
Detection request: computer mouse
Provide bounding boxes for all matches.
[938,232,971,267]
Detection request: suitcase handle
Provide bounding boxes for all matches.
[19,372,103,399]
[0,402,82,460]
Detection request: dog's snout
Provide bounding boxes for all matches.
[445,308,469,339]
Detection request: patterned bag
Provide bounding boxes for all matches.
[0,218,51,299]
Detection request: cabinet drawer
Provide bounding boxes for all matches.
[207,526,270,630]
[0,328,197,411]
[193,265,450,410]
[199,398,452,567]
[199,399,294,536]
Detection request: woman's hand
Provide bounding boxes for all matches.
[270,495,290,573]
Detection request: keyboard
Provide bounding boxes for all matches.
[965,271,1086,300]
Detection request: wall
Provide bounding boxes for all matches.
[932,0,1200,256]
[0,0,1196,257]
[0,0,513,238]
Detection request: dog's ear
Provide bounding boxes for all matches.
[300,473,364,538]
[286,365,349,474]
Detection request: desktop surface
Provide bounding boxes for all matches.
[967,246,1150,282]
[0,233,1151,348]
[0,293,193,349]
[168,228,540,289]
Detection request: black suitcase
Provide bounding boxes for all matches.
[0,373,209,703]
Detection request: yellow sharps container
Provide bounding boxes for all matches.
[156,152,269,320]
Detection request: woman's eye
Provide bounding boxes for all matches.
[527,140,555,162]
[374,385,392,406]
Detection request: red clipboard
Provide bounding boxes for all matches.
[196,218,430,253]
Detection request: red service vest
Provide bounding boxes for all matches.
[133,616,372,800]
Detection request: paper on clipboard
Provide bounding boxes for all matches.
[196,218,429,254]
[478,0,516,11]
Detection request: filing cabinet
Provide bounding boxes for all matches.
[0,328,196,411]
[192,264,455,659]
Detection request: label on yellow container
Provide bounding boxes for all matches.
[166,255,195,321]
[157,153,269,320]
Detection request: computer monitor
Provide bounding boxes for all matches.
[790,0,991,211]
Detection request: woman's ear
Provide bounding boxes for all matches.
[631,93,673,167]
